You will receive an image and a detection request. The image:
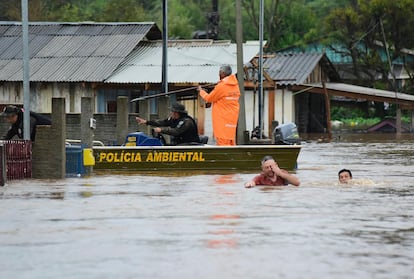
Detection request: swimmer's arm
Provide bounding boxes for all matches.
[245,175,260,188]
[278,170,300,186]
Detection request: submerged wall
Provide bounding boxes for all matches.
[0,114,142,145]
[0,82,94,113]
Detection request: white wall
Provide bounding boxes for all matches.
[244,90,270,136]
[274,89,295,124]
[0,82,93,113]
[0,82,23,104]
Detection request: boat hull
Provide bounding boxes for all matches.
[93,145,301,172]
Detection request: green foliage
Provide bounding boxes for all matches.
[331,106,367,120]
[321,0,414,88]
[340,117,381,129]
[0,0,353,50]
[1,0,414,88]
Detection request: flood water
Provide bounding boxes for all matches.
[1,135,413,279]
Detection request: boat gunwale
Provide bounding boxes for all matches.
[93,145,302,150]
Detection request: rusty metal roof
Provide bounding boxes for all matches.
[264,52,339,85]
[106,40,260,84]
[0,22,161,82]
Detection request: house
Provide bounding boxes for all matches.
[277,41,414,88]
[0,21,260,142]
[100,39,261,137]
[0,21,161,112]
[243,52,339,134]
[245,52,414,135]
[1,22,412,140]
[367,118,410,133]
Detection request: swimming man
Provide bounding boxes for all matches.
[338,169,352,184]
[245,156,300,188]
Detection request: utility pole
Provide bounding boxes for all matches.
[236,0,246,144]
[21,0,30,140]
[258,0,265,139]
[162,0,173,103]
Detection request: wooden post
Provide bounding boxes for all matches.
[323,82,332,140]
[81,97,94,174]
[116,96,129,145]
[197,95,206,135]
[396,107,402,135]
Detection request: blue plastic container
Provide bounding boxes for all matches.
[66,145,86,177]
[125,132,162,146]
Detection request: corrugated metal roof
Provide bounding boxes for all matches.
[0,22,161,82]
[264,52,324,85]
[325,83,414,102]
[106,40,260,84]
[299,83,414,107]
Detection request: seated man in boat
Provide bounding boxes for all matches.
[245,156,300,188]
[2,105,51,142]
[338,169,353,184]
[135,103,201,146]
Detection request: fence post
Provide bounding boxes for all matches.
[81,97,94,175]
[32,98,65,179]
[139,100,151,135]
[52,98,66,178]
[116,96,129,145]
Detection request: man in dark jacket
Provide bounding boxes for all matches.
[2,105,51,142]
[135,103,200,145]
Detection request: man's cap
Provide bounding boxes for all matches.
[219,65,232,76]
[2,105,20,116]
[171,103,187,114]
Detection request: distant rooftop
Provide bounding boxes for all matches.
[0,21,161,82]
[106,40,261,84]
[262,52,340,86]
[277,41,414,65]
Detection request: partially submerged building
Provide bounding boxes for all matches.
[245,52,414,135]
[0,21,162,112]
[1,22,413,142]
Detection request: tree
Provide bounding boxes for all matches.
[240,0,319,50]
[322,0,414,93]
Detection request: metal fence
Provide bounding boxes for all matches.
[0,140,32,186]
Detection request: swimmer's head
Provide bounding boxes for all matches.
[338,169,352,184]
[261,156,277,176]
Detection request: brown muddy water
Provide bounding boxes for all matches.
[0,134,413,279]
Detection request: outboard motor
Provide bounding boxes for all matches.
[273,122,301,145]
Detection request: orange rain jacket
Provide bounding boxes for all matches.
[199,74,240,141]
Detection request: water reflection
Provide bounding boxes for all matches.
[0,136,413,278]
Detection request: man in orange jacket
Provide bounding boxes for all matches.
[198,65,240,146]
